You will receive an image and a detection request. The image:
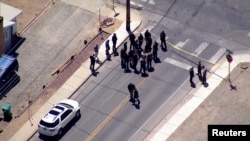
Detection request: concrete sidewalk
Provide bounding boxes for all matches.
[9,5,142,141]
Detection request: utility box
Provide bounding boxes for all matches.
[2,102,12,121]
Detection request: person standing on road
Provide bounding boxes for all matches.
[120,42,127,68]
[140,58,147,74]
[129,33,136,50]
[128,83,136,102]
[124,52,130,71]
[132,53,139,71]
[160,30,167,51]
[144,30,151,41]
[197,61,203,79]
[112,33,117,53]
[105,40,111,60]
[152,41,159,60]
[138,33,144,49]
[189,67,195,85]
[146,52,153,70]
[93,44,99,61]
[90,54,96,72]
[133,89,140,107]
[202,68,208,85]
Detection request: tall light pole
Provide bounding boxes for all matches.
[126,0,131,31]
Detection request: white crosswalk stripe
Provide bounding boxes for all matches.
[175,39,190,48]
[164,58,192,70]
[209,48,226,64]
[194,42,209,55]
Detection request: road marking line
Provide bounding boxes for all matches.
[167,41,225,67]
[85,64,160,141]
[175,39,190,48]
[194,42,209,55]
[209,48,226,64]
[164,58,191,70]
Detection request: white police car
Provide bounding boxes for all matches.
[38,99,80,137]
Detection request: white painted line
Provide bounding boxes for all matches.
[175,39,190,48]
[209,48,226,64]
[151,132,169,141]
[164,57,191,70]
[167,114,186,127]
[158,123,178,135]
[194,42,209,55]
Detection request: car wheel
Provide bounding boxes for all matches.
[75,110,81,119]
[57,128,63,137]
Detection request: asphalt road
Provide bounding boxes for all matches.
[29,0,250,140]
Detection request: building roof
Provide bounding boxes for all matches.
[0,2,22,29]
[0,2,22,21]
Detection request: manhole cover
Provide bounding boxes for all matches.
[240,63,248,69]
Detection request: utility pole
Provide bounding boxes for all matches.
[126,0,131,31]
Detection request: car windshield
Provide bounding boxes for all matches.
[59,103,74,109]
[39,119,59,128]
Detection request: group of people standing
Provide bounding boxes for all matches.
[120,30,168,75]
[189,61,208,87]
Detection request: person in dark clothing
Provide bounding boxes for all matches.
[124,52,130,71]
[120,42,128,68]
[140,58,147,74]
[90,54,96,71]
[105,40,111,60]
[129,33,136,50]
[197,61,202,79]
[132,53,139,71]
[144,30,151,41]
[128,49,134,68]
[145,36,152,53]
[112,33,117,53]
[202,69,208,85]
[152,41,158,60]
[128,83,136,101]
[133,89,140,107]
[138,33,144,49]
[160,30,167,51]
[147,52,153,70]
[189,67,195,85]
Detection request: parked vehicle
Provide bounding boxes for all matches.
[38,99,81,137]
[0,54,19,97]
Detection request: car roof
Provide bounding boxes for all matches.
[40,99,78,123]
[41,104,69,123]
